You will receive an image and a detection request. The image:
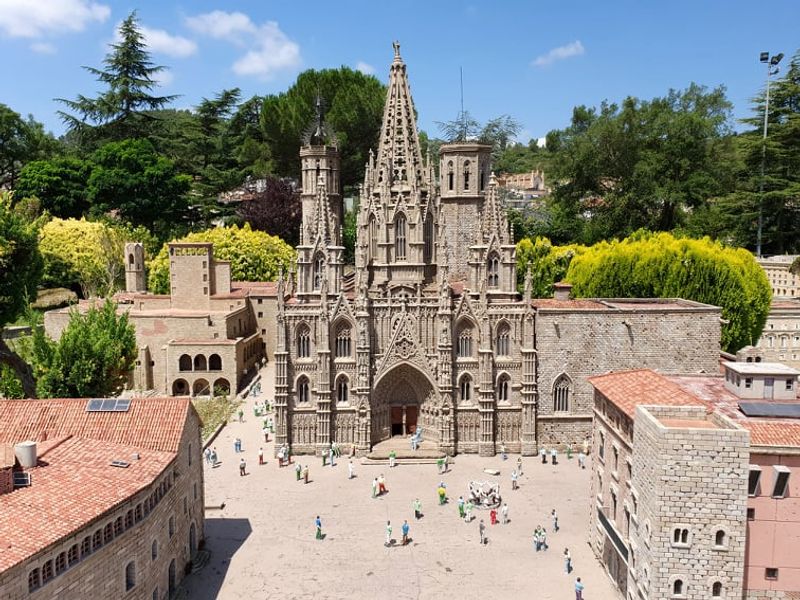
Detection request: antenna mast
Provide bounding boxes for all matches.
[460,66,465,141]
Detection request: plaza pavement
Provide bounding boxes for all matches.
[183,363,619,600]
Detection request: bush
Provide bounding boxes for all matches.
[148,223,294,293]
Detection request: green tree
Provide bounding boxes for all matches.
[32,300,136,398]
[515,237,585,297]
[147,224,294,294]
[39,218,127,297]
[87,138,191,238]
[0,103,59,188]
[546,85,737,244]
[342,203,359,264]
[0,192,43,397]
[261,67,385,187]
[236,176,301,246]
[563,231,771,352]
[57,11,177,144]
[710,50,800,254]
[14,157,91,218]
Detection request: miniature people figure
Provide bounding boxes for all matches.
[211,448,218,466]
[582,436,590,456]
[564,547,572,573]
[315,516,323,540]
[348,460,355,479]
[372,477,378,498]
[378,474,387,494]
[566,444,573,460]
[233,438,239,454]
[501,444,507,461]
[303,464,309,484]
[517,456,523,476]
[501,502,509,525]
[575,577,584,600]
[402,520,410,545]
[237,408,244,423]
[437,483,447,505]
[540,527,548,550]
[239,458,246,476]
[413,498,422,520]
[322,451,328,467]
[442,454,448,473]
[490,509,497,525]
[479,519,486,545]
[551,447,558,465]
[329,445,335,467]
[204,448,212,464]
[263,425,270,443]
[436,457,444,473]
[577,451,586,469]
[511,469,518,491]
[458,496,465,518]
[540,447,547,464]
[465,500,473,523]
[534,528,541,551]
[552,509,559,532]
[385,521,393,546]
[389,449,397,468]
[258,447,264,465]
[296,462,302,481]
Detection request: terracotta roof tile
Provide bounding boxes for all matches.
[588,369,708,418]
[0,397,192,454]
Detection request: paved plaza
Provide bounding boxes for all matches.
[184,364,619,600]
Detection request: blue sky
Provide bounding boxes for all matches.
[1,0,798,143]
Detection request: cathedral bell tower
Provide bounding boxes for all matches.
[296,96,344,298]
[438,142,492,282]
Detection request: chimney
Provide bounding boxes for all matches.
[553,282,573,301]
[14,441,37,468]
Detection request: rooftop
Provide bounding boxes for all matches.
[723,361,800,376]
[588,369,707,418]
[0,397,194,572]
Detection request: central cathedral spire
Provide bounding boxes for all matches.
[374,41,424,189]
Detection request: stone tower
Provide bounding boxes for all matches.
[438,142,492,280]
[358,41,439,291]
[124,242,146,292]
[296,97,344,298]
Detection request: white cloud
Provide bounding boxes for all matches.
[140,25,197,58]
[532,40,585,68]
[356,61,375,75]
[188,11,300,80]
[152,68,174,87]
[185,10,256,43]
[30,41,57,54]
[0,0,109,38]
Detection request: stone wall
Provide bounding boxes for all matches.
[629,405,748,600]
[0,411,204,600]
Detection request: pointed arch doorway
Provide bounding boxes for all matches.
[372,363,437,444]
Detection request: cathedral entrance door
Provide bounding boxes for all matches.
[405,405,418,435]
[391,406,404,436]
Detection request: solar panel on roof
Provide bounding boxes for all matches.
[86,399,103,411]
[86,398,133,412]
[739,402,800,418]
[110,460,130,468]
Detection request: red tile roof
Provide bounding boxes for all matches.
[0,397,192,455]
[588,369,708,418]
[0,398,195,572]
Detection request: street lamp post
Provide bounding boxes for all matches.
[756,51,784,258]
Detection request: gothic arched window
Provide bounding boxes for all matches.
[395,214,407,260]
[297,325,311,358]
[335,325,351,358]
[368,215,377,260]
[423,215,433,263]
[460,375,472,403]
[497,375,510,403]
[313,253,325,290]
[463,160,471,190]
[337,377,349,404]
[297,377,310,404]
[457,327,473,358]
[553,375,571,412]
[488,253,500,288]
[447,161,454,191]
[496,323,510,356]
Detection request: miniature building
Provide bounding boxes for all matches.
[0,397,204,600]
[757,255,799,299]
[738,299,800,369]
[588,361,800,599]
[124,242,146,293]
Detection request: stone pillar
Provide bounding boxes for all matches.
[437,311,455,455]
[478,346,496,457]
[274,351,289,454]
[315,314,332,456]
[520,312,537,455]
